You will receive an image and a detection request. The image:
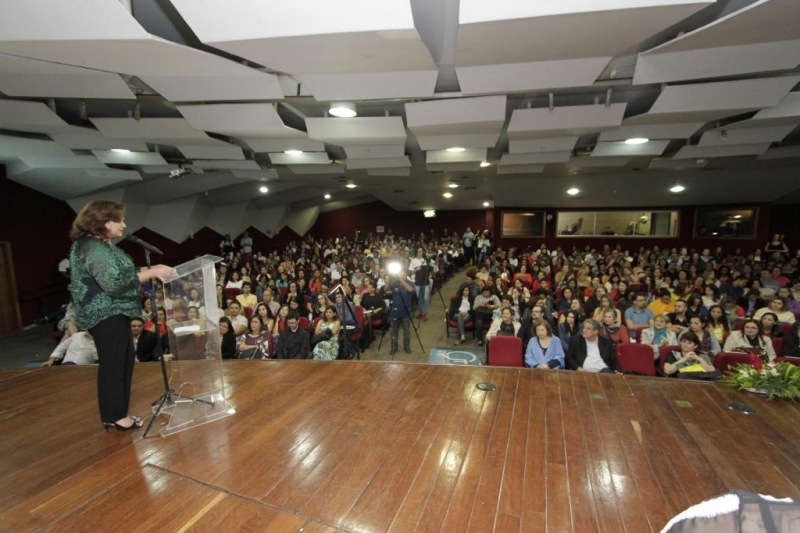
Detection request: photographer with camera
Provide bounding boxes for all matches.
[386,262,415,355]
[408,248,434,322]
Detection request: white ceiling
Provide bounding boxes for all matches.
[1,0,800,243]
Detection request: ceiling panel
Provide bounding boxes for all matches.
[306,117,406,146]
[0,99,75,134]
[50,130,148,152]
[508,103,626,139]
[168,0,435,74]
[231,169,279,179]
[426,148,487,164]
[269,152,331,165]
[89,118,229,146]
[7,166,141,200]
[177,104,289,138]
[566,156,630,168]
[509,137,579,154]
[591,140,670,157]
[367,168,411,177]
[598,122,703,142]
[16,155,107,170]
[177,145,245,161]
[343,145,405,159]
[188,160,261,171]
[288,164,344,175]
[0,135,74,157]
[500,151,572,165]
[649,157,708,169]
[92,150,167,165]
[0,53,135,99]
[672,143,771,159]
[425,162,482,172]
[406,96,506,136]
[726,92,800,130]
[697,125,795,147]
[634,40,800,85]
[415,133,501,151]
[627,76,800,125]
[245,137,325,154]
[297,71,437,101]
[456,58,613,95]
[346,157,411,170]
[758,146,800,160]
[122,172,244,204]
[496,164,545,175]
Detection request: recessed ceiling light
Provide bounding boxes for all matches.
[345,183,356,189]
[259,186,268,193]
[329,102,357,118]
[448,183,459,188]
[624,138,649,145]
[111,148,131,153]
[567,188,580,195]
[284,149,303,155]
[443,192,453,198]
[670,185,685,193]
[480,161,491,168]
[324,194,331,199]
[483,201,490,207]
[733,214,742,219]
[446,147,466,153]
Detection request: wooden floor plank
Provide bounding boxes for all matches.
[2,362,799,533]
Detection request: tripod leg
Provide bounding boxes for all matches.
[143,393,170,438]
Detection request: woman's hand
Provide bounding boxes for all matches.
[41,359,56,367]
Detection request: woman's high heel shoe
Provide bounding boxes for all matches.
[103,416,143,431]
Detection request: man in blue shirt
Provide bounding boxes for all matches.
[387,275,415,356]
[462,227,475,265]
[624,293,654,340]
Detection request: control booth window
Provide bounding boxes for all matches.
[694,208,757,238]
[501,211,545,238]
[556,211,679,237]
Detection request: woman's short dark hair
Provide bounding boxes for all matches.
[681,331,700,346]
[70,200,125,240]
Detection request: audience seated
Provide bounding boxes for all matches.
[524,319,565,369]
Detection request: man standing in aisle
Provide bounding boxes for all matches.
[462,227,475,265]
[388,272,415,356]
[408,247,433,322]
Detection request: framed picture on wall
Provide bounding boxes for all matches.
[501,211,545,238]
[693,207,758,238]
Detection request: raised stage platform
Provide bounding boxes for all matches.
[1,361,799,532]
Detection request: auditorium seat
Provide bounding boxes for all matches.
[487,336,523,367]
[771,336,784,358]
[617,343,656,376]
[445,296,474,339]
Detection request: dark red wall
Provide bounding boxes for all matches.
[768,205,800,251]
[0,169,75,325]
[307,201,491,240]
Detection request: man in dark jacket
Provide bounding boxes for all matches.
[275,312,310,359]
[566,318,620,373]
[131,316,159,362]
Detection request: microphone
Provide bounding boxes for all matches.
[125,234,163,255]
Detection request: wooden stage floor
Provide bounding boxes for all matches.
[2,361,799,532]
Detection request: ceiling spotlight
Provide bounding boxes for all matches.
[111,148,131,153]
[423,210,436,218]
[446,147,466,153]
[624,137,649,145]
[284,149,304,155]
[483,201,490,207]
[324,194,331,199]
[567,188,580,195]
[443,192,453,198]
[480,161,491,168]
[448,183,459,188]
[670,185,685,193]
[329,102,357,118]
[733,214,742,219]
[259,186,268,193]
[345,183,357,189]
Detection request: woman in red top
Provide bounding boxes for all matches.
[513,264,533,288]
[145,308,167,335]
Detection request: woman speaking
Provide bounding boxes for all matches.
[69,201,173,431]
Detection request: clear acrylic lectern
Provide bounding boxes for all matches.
[158,254,234,436]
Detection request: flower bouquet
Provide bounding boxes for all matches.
[723,362,800,401]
